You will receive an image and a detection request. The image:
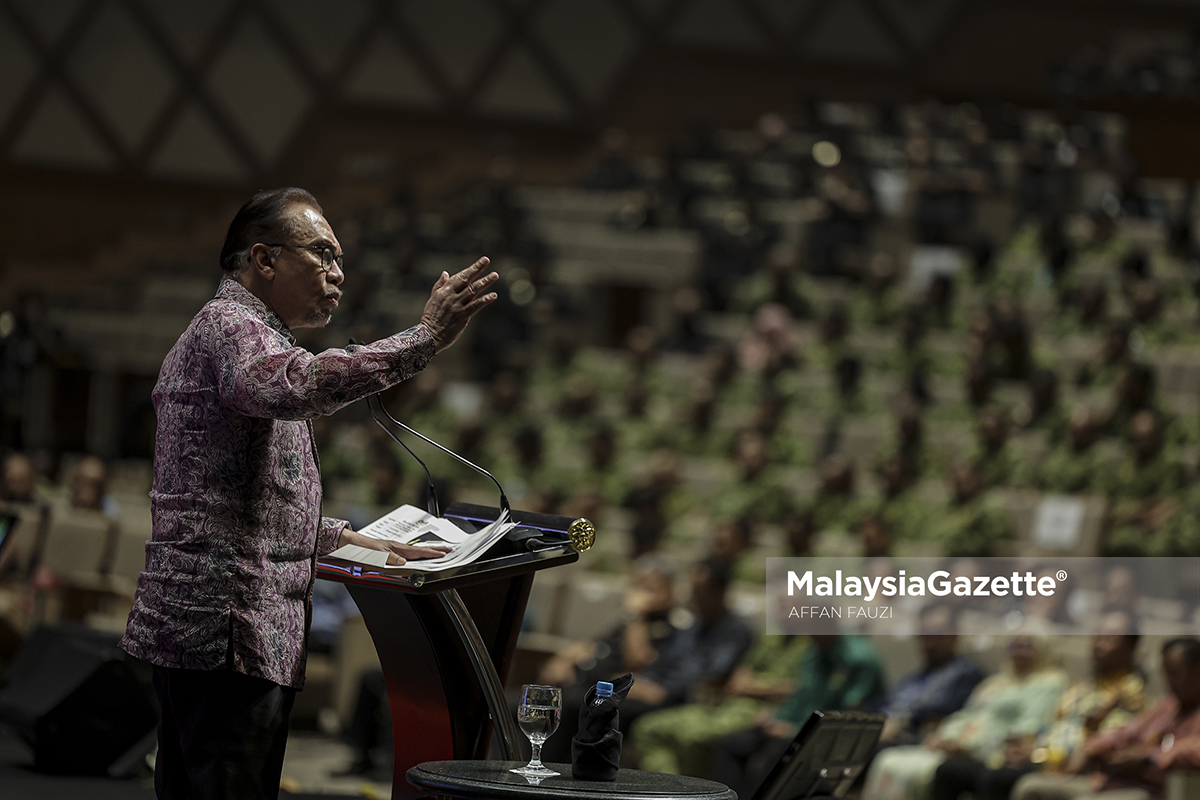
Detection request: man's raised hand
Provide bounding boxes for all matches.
[419,256,500,352]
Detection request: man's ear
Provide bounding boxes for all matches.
[249,243,276,280]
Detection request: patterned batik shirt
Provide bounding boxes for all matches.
[120,278,435,688]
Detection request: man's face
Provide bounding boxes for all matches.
[917,606,957,666]
[1163,648,1200,709]
[265,206,344,330]
[1091,610,1135,674]
[2,455,35,501]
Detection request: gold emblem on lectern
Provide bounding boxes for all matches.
[567,518,596,552]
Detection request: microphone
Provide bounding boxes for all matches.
[349,338,440,517]
[367,394,440,517]
[373,396,512,517]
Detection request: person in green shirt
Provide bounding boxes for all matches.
[972,406,1018,489]
[927,462,1014,557]
[1024,405,1103,494]
[709,430,791,526]
[630,635,808,776]
[708,630,887,798]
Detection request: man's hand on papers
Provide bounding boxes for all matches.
[339,527,452,566]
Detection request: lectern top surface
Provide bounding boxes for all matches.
[408,761,737,800]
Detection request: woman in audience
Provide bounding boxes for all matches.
[861,635,1069,800]
[929,608,1146,800]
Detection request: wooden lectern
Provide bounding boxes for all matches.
[316,503,586,800]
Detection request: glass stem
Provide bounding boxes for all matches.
[529,740,543,769]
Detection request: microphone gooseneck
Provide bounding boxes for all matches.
[367,394,440,517]
[349,337,440,517]
[374,397,511,516]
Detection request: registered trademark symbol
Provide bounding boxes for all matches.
[1056,570,1068,581]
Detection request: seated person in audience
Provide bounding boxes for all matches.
[988,296,1033,381]
[481,368,531,441]
[782,508,817,557]
[1075,322,1131,390]
[1103,363,1172,442]
[710,430,789,525]
[1129,279,1178,346]
[805,453,861,534]
[497,425,566,511]
[743,389,806,467]
[540,555,682,690]
[564,423,629,508]
[886,305,934,406]
[709,617,886,799]
[866,453,928,544]
[931,607,1146,800]
[1012,636,1200,800]
[1020,566,1078,632]
[874,404,935,479]
[1021,368,1068,444]
[1104,411,1186,557]
[730,243,813,320]
[857,513,893,558]
[541,557,754,763]
[878,602,985,747]
[0,451,47,579]
[965,352,996,410]
[925,273,957,330]
[70,455,117,518]
[855,251,902,328]
[631,633,807,776]
[927,462,1014,557]
[862,635,1069,800]
[828,354,867,419]
[338,447,408,531]
[707,516,760,581]
[1,451,44,506]
[672,383,719,456]
[1104,411,1184,503]
[1056,282,1109,337]
[972,406,1016,488]
[1027,405,1103,494]
[737,304,801,388]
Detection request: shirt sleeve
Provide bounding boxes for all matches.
[838,655,886,710]
[1155,735,1200,771]
[1085,702,1160,757]
[211,307,436,420]
[318,517,349,556]
[908,662,984,726]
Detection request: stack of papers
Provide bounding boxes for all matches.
[327,504,516,571]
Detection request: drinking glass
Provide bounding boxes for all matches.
[511,684,562,777]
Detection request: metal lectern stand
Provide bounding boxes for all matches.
[317,503,585,800]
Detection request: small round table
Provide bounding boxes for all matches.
[407,760,738,800]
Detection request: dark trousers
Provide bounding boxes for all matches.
[343,669,391,770]
[931,754,1037,800]
[153,666,296,800]
[710,727,791,800]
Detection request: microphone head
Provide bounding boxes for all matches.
[567,518,596,552]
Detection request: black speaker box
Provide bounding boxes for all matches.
[0,624,157,775]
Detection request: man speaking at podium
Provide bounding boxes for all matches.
[119,187,499,800]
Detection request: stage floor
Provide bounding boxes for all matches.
[0,726,391,799]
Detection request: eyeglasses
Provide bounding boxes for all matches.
[264,243,344,273]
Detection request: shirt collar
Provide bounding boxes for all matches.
[217,277,296,344]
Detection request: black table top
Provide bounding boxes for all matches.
[407,761,737,800]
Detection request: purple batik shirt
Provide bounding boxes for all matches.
[120,279,435,688]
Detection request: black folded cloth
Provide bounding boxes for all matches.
[571,673,634,781]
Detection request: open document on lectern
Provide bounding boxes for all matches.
[327,504,517,571]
